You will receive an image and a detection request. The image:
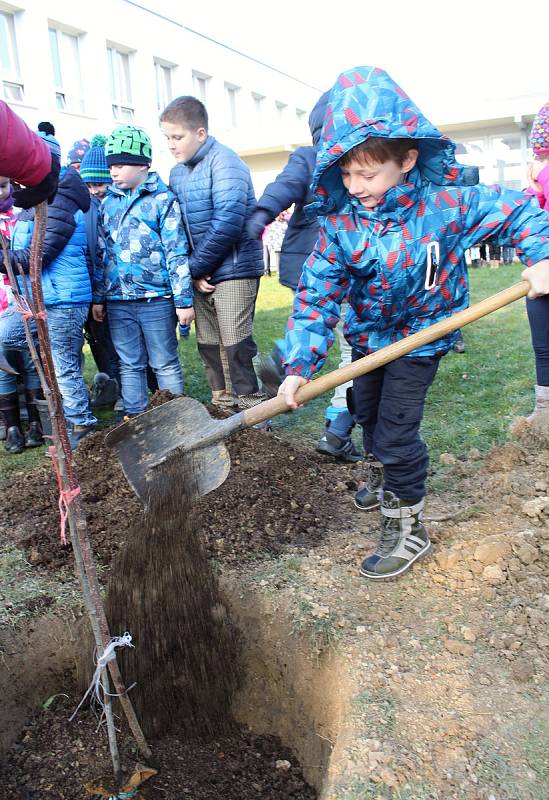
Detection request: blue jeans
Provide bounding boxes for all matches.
[47,304,97,428]
[107,298,184,415]
[0,344,42,394]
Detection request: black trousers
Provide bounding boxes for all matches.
[352,352,441,500]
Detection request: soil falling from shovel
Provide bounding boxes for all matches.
[104,456,241,739]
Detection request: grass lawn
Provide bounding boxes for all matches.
[0,263,534,485]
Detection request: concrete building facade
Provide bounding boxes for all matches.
[1,0,546,195]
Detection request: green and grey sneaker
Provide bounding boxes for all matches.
[354,455,384,511]
[360,491,431,579]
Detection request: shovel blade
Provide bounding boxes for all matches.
[104,396,232,503]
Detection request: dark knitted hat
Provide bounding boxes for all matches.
[105,125,152,167]
[531,103,549,156]
[67,138,90,165]
[80,136,111,184]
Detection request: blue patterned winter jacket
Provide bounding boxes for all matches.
[95,172,192,308]
[169,136,264,284]
[284,66,549,378]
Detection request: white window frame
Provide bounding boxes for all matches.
[154,59,174,112]
[0,9,24,102]
[224,82,239,128]
[48,26,84,113]
[107,45,134,122]
[192,70,210,105]
[252,92,264,125]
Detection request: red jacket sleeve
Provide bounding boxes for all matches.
[0,101,51,187]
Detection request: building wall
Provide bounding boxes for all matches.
[0,0,320,184]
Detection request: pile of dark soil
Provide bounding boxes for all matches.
[1,417,360,570]
[0,694,316,799]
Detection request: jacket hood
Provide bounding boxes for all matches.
[308,90,330,146]
[58,166,91,213]
[311,66,479,213]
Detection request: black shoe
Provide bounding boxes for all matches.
[25,421,44,448]
[91,373,119,408]
[316,429,362,462]
[4,426,25,454]
[355,456,384,510]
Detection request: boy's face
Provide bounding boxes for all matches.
[109,164,149,190]
[87,182,110,200]
[160,121,207,164]
[340,150,418,210]
[0,177,10,201]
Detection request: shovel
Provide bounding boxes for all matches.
[105,281,529,503]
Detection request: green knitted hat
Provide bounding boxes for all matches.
[105,125,152,167]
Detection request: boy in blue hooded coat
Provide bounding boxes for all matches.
[92,125,193,417]
[278,66,549,581]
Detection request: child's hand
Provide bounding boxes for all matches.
[92,303,105,322]
[176,307,194,326]
[522,260,549,298]
[277,375,308,410]
[193,276,215,293]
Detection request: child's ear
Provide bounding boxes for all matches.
[197,127,207,143]
[402,149,419,172]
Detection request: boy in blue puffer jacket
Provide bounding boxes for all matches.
[2,129,97,451]
[278,66,549,581]
[92,125,193,417]
[160,97,266,415]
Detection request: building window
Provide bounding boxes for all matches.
[252,92,264,124]
[154,60,173,112]
[0,10,23,102]
[49,28,84,113]
[192,70,210,105]
[296,108,306,122]
[224,82,239,128]
[107,46,134,122]
[275,101,287,123]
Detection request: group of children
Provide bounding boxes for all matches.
[1,72,549,583]
[0,94,267,454]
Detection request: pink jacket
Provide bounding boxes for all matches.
[527,165,549,212]
[0,101,51,187]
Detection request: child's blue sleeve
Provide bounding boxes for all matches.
[92,214,108,303]
[284,223,349,379]
[159,198,193,308]
[460,184,549,266]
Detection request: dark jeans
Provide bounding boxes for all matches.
[84,310,120,386]
[352,352,440,500]
[526,295,549,386]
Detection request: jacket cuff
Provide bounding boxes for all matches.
[285,362,316,380]
[174,297,193,308]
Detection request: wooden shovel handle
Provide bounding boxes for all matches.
[242,281,529,428]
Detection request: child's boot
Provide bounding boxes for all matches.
[0,392,25,454]
[360,491,431,580]
[527,385,549,421]
[317,408,362,462]
[24,389,44,448]
[211,389,239,414]
[238,391,270,429]
[354,455,384,510]
[0,412,6,441]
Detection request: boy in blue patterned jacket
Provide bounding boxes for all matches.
[92,125,193,417]
[278,66,549,581]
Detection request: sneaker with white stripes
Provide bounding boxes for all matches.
[360,491,431,580]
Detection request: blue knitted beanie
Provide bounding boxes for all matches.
[80,136,111,183]
[37,130,62,160]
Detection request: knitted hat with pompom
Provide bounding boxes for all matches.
[531,103,549,156]
[80,135,111,184]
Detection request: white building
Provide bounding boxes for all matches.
[0,0,320,191]
[1,0,546,196]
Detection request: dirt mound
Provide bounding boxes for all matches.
[0,420,361,571]
[0,693,316,799]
